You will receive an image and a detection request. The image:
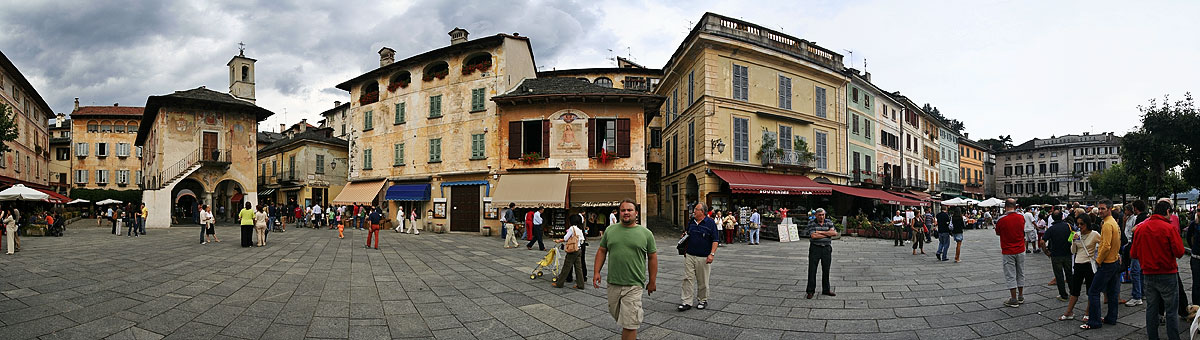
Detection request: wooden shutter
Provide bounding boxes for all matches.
[617,118,630,157]
[508,121,521,159]
[778,76,785,108]
[785,78,792,109]
[588,118,597,158]
[732,65,741,100]
[541,120,550,158]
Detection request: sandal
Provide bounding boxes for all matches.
[1080,324,1099,330]
[1081,316,1089,323]
[1058,314,1074,321]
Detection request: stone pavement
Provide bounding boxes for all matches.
[0,221,1189,339]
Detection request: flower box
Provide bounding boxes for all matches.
[359,91,379,105]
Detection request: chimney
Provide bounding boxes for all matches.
[56,112,65,127]
[378,47,395,67]
[300,119,308,132]
[334,100,341,108]
[113,103,119,107]
[863,72,871,83]
[280,124,285,133]
[963,132,968,139]
[449,27,469,45]
[73,98,79,112]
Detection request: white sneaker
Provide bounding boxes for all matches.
[1125,299,1144,307]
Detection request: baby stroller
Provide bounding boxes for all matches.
[529,245,564,282]
[47,218,65,237]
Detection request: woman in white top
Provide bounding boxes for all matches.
[254,205,269,247]
[1061,213,1100,322]
[202,205,219,244]
[714,211,724,246]
[552,224,585,289]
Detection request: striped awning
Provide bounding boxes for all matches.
[258,188,276,196]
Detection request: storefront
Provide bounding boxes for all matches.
[710,169,833,240]
[493,173,569,237]
[384,183,431,226]
[331,179,386,206]
[569,179,635,237]
[829,184,925,221]
[440,180,489,232]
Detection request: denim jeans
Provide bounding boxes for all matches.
[1191,258,1200,305]
[749,228,760,243]
[936,233,951,258]
[1145,274,1180,340]
[138,217,146,234]
[1130,259,1143,300]
[1087,261,1121,328]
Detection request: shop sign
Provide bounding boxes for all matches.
[577,201,620,207]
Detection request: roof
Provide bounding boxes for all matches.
[335,34,532,91]
[319,102,350,117]
[257,131,285,144]
[491,77,664,101]
[662,12,844,76]
[72,105,145,117]
[995,139,1037,154]
[0,50,55,119]
[958,138,988,151]
[257,128,348,156]
[135,87,277,145]
[536,67,663,78]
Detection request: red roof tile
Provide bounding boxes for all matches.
[73,106,145,116]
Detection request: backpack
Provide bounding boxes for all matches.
[564,226,580,253]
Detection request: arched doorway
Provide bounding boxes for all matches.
[685,174,699,212]
[215,179,245,222]
[172,179,205,225]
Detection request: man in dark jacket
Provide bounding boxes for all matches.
[935,206,952,261]
[1041,216,1074,301]
[805,208,838,299]
[678,203,718,311]
[1130,200,1186,340]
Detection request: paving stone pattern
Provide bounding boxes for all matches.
[0,221,1189,339]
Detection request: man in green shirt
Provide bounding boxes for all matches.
[593,199,657,340]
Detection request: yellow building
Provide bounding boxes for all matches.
[334,28,535,233]
[49,113,71,195]
[657,13,848,226]
[959,138,986,199]
[68,102,144,196]
[136,51,274,227]
[256,121,348,210]
[0,51,53,192]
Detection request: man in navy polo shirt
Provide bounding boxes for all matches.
[678,203,719,311]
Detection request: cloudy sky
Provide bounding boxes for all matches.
[2,0,1196,143]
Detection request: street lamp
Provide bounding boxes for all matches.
[710,139,726,154]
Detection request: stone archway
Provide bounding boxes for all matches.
[215,179,246,222]
[172,178,205,225]
[685,173,699,207]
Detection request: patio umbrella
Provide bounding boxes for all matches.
[940,197,966,206]
[96,199,123,205]
[67,199,90,205]
[977,197,1004,207]
[964,198,981,206]
[0,184,49,201]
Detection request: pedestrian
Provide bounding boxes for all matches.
[552,219,586,289]
[748,208,761,245]
[935,206,952,261]
[365,205,381,250]
[1042,209,1075,302]
[237,202,254,247]
[566,209,590,283]
[125,204,138,237]
[1125,200,1148,307]
[394,205,405,233]
[951,207,965,262]
[254,204,268,247]
[1130,200,1186,340]
[592,199,657,340]
[805,208,838,299]
[1060,213,1098,321]
[107,206,116,235]
[404,206,420,235]
[336,207,345,239]
[893,209,906,247]
[312,204,323,228]
[910,209,926,255]
[713,211,724,247]
[996,199,1028,307]
[1082,200,1122,330]
[609,209,618,226]
[1022,207,1038,254]
[203,204,221,244]
[527,207,545,251]
[922,208,934,243]
[2,209,14,255]
[678,202,718,311]
[503,203,519,248]
[1187,210,1200,305]
[412,209,421,234]
[722,210,737,245]
[139,203,147,235]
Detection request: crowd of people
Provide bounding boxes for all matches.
[185,201,431,249]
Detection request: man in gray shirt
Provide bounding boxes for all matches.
[805,208,837,299]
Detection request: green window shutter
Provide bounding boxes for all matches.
[363,149,372,169]
[364,111,373,130]
[394,143,405,166]
[471,88,485,112]
[430,95,442,117]
[429,138,441,162]
[394,103,406,124]
[471,133,485,158]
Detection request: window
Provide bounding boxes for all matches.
[470,88,486,112]
[664,97,672,126]
[117,170,130,185]
[1039,164,1046,174]
[864,95,871,108]
[75,170,88,184]
[114,125,125,133]
[733,117,749,162]
[1050,163,1058,173]
[864,120,871,139]
[1096,161,1107,171]
[1014,166,1022,176]
[96,170,109,184]
[137,146,143,158]
[100,125,112,133]
[687,121,694,164]
[814,131,828,169]
[593,119,617,154]
[1026,183,1035,193]
[594,77,613,88]
[96,143,108,157]
[1039,182,1048,192]
[731,64,748,101]
[272,161,277,176]
[1014,183,1022,194]
[127,124,138,133]
[688,71,694,104]
[671,135,678,172]
[429,95,442,118]
[509,120,547,158]
[1025,164,1033,175]
[779,125,792,153]
[75,142,88,157]
[814,86,827,118]
[649,128,662,148]
[852,87,859,103]
[851,115,859,135]
[363,149,372,169]
[116,143,130,157]
[316,155,325,174]
[87,124,98,132]
[1051,182,1060,192]
[1004,184,1012,194]
[288,155,296,179]
[363,110,373,131]
[664,138,671,172]
[471,133,485,159]
[56,147,69,161]
[778,75,792,109]
[394,103,406,124]
[1074,162,1084,172]
[429,138,442,162]
[393,143,405,166]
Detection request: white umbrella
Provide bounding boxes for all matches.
[964,198,981,206]
[977,197,1004,207]
[67,199,90,205]
[0,184,49,201]
[941,197,966,206]
[96,199,123,205]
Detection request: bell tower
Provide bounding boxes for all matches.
[227,43,256,104]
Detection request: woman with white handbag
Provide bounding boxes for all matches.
[1060,212,1099,322]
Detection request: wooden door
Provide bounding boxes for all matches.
[202,132,218,161]
[450,186,480,232]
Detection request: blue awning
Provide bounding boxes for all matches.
[385,184,431,201]
[440,180,488,187]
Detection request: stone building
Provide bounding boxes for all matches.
[136,51,274,227]
[936,121,961,197]
[657,13,849,226]
[68,101,145,197]
[994,132,1121,204]
[49,113,71,195]
[333,28,535,233]
[318,101,351,139]
[849,72,903,189]
[958,137,987,199]
[844,69,878,186]
[0,50,54,191]
[890,94,938,200]
[256,121,348,210]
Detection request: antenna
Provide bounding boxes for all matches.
[237,42,246,56]
[842,49,854,69]
[863,58,867,72]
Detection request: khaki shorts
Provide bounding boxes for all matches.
[607,284,643,330]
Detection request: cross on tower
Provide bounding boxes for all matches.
[237,42,245,56]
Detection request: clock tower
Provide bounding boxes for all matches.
[227,45,256,104]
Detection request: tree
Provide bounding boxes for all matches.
[0,104,21,153]
[977,135,1012,152]
[1122,94,1197,198]
[1089,163,1131,201]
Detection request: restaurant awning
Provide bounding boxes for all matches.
[493,174,569,209]
[36,188,69,204]
[570,179,635,207]
[830,185,923,206]
[889,191,933,206]
[331,179,387,205]
[711,169,831,195]
[231,193,244,202]
[385,184,431,201]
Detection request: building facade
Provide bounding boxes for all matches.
[658,13,848,227]
[0,51,53,190]
[136,52,273,227]
[959,137,986,199]
[318,101,350,139]
[937,124,961,197]
[69,102,144,195]
[893,95,929,193]
[49,113,71,194]
[994,132,1122,204]
[849,72,902,189]
[256,123,348,213]
[845,70,877,187]
[334,29,536,233]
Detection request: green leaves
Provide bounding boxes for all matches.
[0,104,20,154]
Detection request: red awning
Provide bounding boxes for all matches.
[231,193,244,202]
[832,185,924,206]
[712,169,831,195]
[36,188,69,204]
[889,191,933,206]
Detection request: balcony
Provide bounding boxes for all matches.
[965,180,984,188]
[940,181,964,194]
[761,148,814,170]
[900,178,929,190]
[258,175,277,186]
[849,170,879,185]
[200,148,231,168]
[277,170,299,184]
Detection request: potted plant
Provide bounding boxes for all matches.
[359,91,379,105]
[519,152,542,164]
[793,137,816,163]
[387,79,409,92]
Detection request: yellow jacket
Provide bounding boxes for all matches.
[1096,215,1121,264]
